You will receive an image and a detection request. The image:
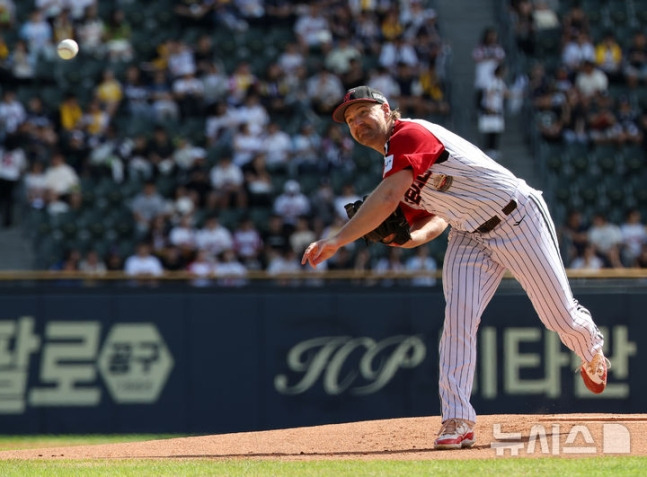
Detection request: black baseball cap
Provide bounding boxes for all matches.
[332,86,388,123]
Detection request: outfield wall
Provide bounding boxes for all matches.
[0,284,642,434]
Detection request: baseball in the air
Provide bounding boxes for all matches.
[57,39,79,60]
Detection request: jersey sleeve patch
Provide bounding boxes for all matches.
[384,154,394,174]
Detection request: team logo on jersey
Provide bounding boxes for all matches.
[430,173,453,192]
[384,154,394,173]
[404,170,432,205]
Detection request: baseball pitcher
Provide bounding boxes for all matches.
[301,86,608,450]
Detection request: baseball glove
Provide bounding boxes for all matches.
[344,198,412,245]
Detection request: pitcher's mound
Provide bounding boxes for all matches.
[1,414,645,461]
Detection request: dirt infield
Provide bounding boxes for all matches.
[1,414,645,461]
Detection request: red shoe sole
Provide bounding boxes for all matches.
[580,368,606,394]
[434,432,475,450]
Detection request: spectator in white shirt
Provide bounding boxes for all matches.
[76,3,105,58]
[124,242,165,281]
[43,151,79,201]
[620,209,647,266]
[366,66,401,101]
[263,122,292,172]
[402,1,438,41]
[306,68,344,115]
[8,39,36,84]
[0,135,27,226]
[173,140,206,177]
[167,40,196,78]
[64,0,95,20]
[169,214,198,252]
[562,31,595,74]
[196,215,234,256]
[235,92,269,136]
[273,180,311,231]
[379,35,419,71]
[232,215,263,269]
[294,3,332,51]
[472,27,506,95]
[277,42,305,78]
[45,189,69,215]
[209,153,247,209]
[35,0,67,19]
[19,9,54,59]
[574,59,608,98]
[325,36,362,75]
[588,213,623,267]
[231,122,263,167]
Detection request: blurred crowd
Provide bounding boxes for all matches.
[505,0,647,270]
[1,0,644,283]
[559,207,647,270]
[505,0,647,149]
[0,0,450,285]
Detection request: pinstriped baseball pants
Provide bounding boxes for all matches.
[438,190,604,423]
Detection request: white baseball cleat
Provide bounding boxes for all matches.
[580,350,609,394]
[434,418,476,450]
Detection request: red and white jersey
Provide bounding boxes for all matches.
[385,119,528,232]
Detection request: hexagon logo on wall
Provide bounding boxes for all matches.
[97,323,174,403]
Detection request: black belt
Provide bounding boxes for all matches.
[475,200,517,233]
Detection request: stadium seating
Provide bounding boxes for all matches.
[525,0,647,241]
[7,1,451,270]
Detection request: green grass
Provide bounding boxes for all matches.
[0,458,645,477]
[0,435,182,451]
[0,437,645,476]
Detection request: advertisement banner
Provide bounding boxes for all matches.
[0,286,642,434]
